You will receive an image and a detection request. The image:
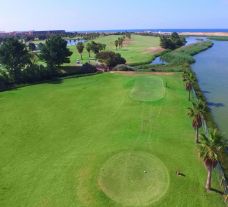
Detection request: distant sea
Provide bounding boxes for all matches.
[72,29,228,33]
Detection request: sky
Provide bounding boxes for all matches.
[1,0,228,32]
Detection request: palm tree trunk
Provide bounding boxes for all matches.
[80,54,83,60]
[195,127,199,144]
[206,166,212,191]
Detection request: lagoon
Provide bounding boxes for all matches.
[192,40,228,139]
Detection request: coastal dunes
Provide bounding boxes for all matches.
[180,32,228,37]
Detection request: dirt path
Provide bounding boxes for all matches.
[144,47,165,54]
[123,38,133,47]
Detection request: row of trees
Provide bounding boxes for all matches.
[183,69,227,191]
[114,34,131,50]
[160,32,186,50]
[0,36,127,89]
[76,41,106,60]
[115,37,124,50]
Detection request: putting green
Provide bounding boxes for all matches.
[130,76,165,102]
[98,151,169,206]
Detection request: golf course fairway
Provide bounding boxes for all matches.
[0,72,224,207]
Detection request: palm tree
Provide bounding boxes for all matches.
[184,72,196,101]
[115,40,119,50]
[188,100,206,143]
[182,69,190,82]
[86,43,92,58]
[76,42,84,60]
[199,129,226,191]
[118,37,124,48]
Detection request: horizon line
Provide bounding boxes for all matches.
[2,28,228,33]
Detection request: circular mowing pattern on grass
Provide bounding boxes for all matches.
[98,151,169,206]
[130,76,165,102]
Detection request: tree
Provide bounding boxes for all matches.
[160,32,186,50]
[86,43,92,57]
[96,51,126,70]
[40,36,72,68]
[25,36,35,42]
[199,129,227,191]
[90,41,106,54]
[101,44,106,51]
[115,40,119,50]
[77,42,84,60]
[188,100,206,143]
[184,72,196,101]
[0,38,31,82]
[28,42,36,51]
[118,37,124,48]
[37,43,44,51]
[126,32,131,39]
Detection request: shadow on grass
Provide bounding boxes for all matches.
[210,188,224,195]
[0,73,99,93]
[47,78,63,84]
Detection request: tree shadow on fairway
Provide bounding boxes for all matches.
[47,78,63,84]
[210,188,224,195]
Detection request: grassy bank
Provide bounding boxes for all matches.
[134,41,214,73]
[161,41,213,65]
[208,36,228,41]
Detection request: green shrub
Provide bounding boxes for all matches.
[0,70,10,90]
[113,64,136,71]
[22,65,56,83]
[59,63,97,76]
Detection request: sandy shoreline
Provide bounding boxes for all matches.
[180,32,228,37]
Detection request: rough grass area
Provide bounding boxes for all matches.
[68,35,162,65]
[208,36,228,41]
[0,73,224,207]
[161,41,213,65]
[130,76,165,102]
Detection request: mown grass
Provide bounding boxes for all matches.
[68,35,162,66]
[130,76,165,101]
[0,73,224,207]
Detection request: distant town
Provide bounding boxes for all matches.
[0,30,68,37]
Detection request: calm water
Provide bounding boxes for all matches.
[185,36,207,46]
[192,40,228,138]
[151,57,167,65]
[66,39,85,46]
